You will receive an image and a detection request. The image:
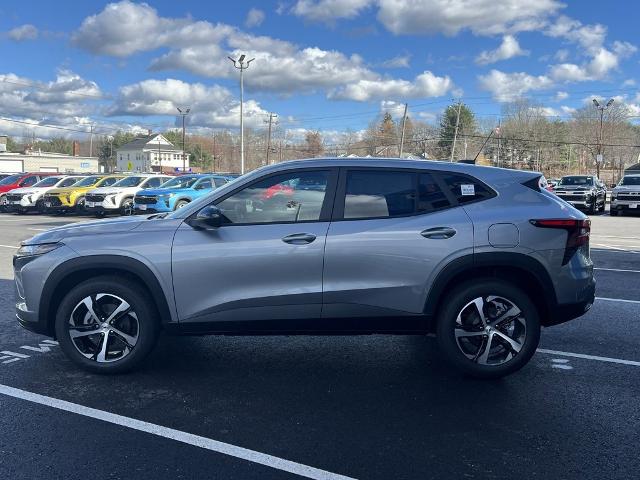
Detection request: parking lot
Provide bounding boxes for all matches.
[1,211,639,480]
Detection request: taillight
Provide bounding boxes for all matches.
[530,219,590,265]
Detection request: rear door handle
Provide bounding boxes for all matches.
[420,227,457,239]
[282,233,317,245]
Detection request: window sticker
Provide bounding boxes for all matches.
[460,184,475,196]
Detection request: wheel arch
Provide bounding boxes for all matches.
[40,255,174,337]
[424,252,558,330]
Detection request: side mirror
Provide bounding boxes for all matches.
[189,205,223,230]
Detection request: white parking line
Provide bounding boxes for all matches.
[538,349,640,367]
[595,268,640,273]
[27,228,48,231]
[596,296,640,305]
[0,244,17,249]
[592,244,640,253]
[0,384,356,480]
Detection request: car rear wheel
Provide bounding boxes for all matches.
[174,199,189,210]
[436,279,541,379]
[55,276,159,374]
[610,209,618,216]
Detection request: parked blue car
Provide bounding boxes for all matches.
[133,174,229,213]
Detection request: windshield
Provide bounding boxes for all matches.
[159,176,199,189]
[559,176,593,186]
[620,176,640,186]
[112,176,145,187]
[0,174,23,185]
[33,176,63,187]
[75,176,101,187]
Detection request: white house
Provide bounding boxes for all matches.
[116,134,190,173]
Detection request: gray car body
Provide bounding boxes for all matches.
[15,158,595,336]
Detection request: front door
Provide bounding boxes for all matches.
[172,168,337,326]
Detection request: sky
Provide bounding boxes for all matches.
[0,0,639,143]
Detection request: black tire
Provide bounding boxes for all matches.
[54,276,160,374]
[174,199,190,210]
[120,198,134,216]
[588,201,596,215]
[436,279,541,379]
[94,211,106,218]
[35,200,45,214]
[599,199,606,212]
[610,209,618,216]
[75,197,86,214]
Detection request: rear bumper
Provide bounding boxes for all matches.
[546,277,596,327]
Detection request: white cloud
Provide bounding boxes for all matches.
[292,0,372,23]
[475,35,529,65]
[549,47,619,82]
[109,78,271,129]
[245,8,265,28]
[7,24,38,41]
[73,1,452,101]
[554,49,569,61]
[622,79,636,87]
[545,16,607,53]
[329,71,454,101]
[380,53,411,68]
[380,100,406,119]
[477,70,553,102]
[376,0,563,36]
[554,91,569,101]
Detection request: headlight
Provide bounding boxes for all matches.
[16,243,63,258]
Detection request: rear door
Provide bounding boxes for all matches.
[322,168,474,321]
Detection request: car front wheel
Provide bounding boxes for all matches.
[55,276,159,374]
[436,279,541,379]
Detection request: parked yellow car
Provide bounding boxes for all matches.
[42,175,126,214]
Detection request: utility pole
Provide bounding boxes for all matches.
[450,101,462,162]
[212,132,216,173]
[89,124,94,157]
[399,103,408,158]
[265,113,278,164]
[228,54,255,174]
[593,98,614,178]
[496,119,502,167]
[157,136,162,174]
[177,107,190,172]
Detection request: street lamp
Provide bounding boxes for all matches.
[177,107,190,172]
[592,98,614,178]
[228,54,254,175]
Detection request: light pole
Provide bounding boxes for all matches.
[228,54,254,174]
[592,98,614,178]
[177,107,190,172]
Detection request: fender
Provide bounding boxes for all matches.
[40,255,174,334]
[424,251,557,317]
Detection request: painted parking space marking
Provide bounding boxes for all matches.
[538,349,640,367]
[595,268,640,273]
[550,358,573,370]
[0,384,356,480]
[0,340,59,366]
[596,296,640,305]
[0,244,17,249]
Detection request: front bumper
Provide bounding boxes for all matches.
[134,199,172,214]
[611,200,640,211]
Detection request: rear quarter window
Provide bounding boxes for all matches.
[440,173,495,204]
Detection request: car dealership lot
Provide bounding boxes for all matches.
[1,212,640,479]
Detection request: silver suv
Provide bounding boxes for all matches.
[14,159,595,378]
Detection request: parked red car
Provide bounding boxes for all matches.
[0,173,60,209]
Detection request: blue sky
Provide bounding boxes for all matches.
[0,0,639,142]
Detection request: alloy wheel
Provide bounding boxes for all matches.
[67,293,139,363]
[454,295,526,366]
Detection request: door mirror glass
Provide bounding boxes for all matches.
[189,205,223,230]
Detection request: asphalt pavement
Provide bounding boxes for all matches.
[1,211,639,480]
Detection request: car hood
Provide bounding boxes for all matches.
[47,186,89,195]
[8,187,43,195]
[138,187,193,195]
[613,185,640,192]
[555,185,593,191]
[88,186,138,195]
[23,215,147,245]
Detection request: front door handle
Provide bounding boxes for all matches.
[282,233,317,245]
[420,227,457,239]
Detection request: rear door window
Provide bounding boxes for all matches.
[341,170,453,220]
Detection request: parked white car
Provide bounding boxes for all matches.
[5,175,84,213]
[85,174,171,216]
